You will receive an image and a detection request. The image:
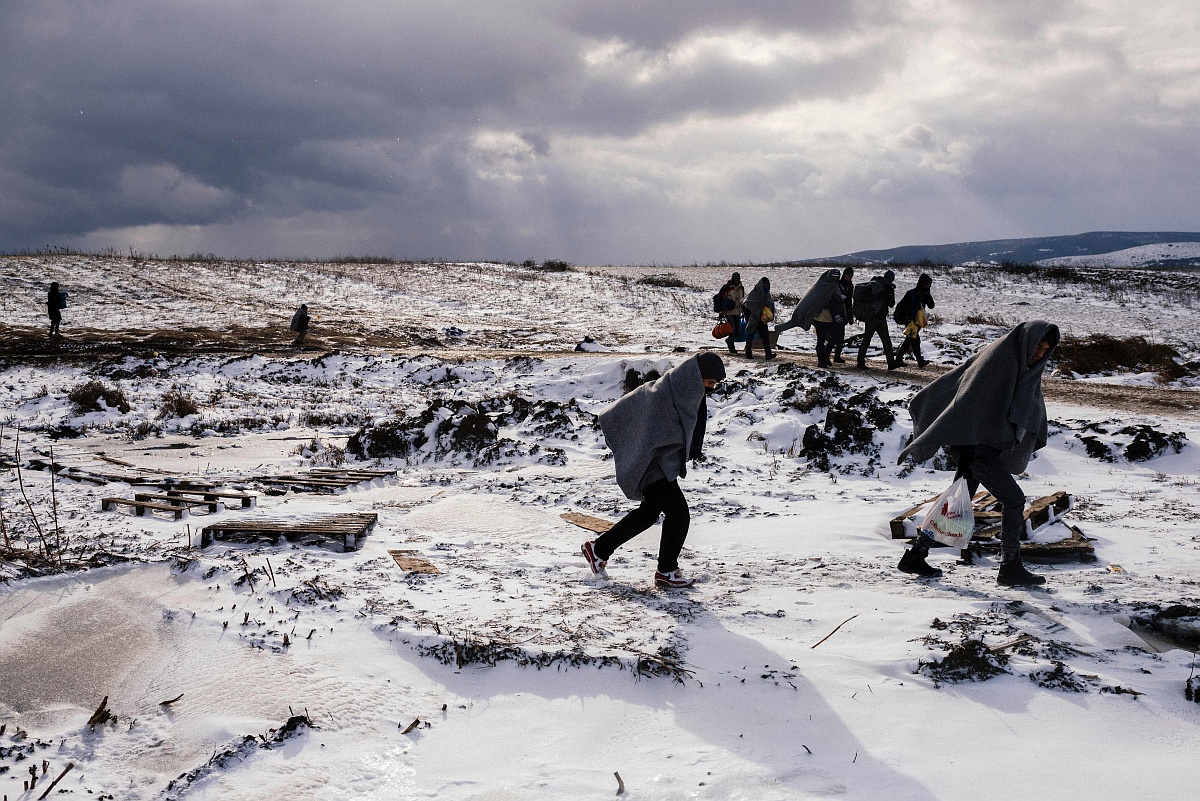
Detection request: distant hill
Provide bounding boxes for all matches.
[809,231,1200,267]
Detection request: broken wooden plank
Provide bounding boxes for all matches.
[388,549,440,574]
[165,488,257,508]
[560,511,615,534]
[134,493,221,513]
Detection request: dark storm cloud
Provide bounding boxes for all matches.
[1,1,1197,262]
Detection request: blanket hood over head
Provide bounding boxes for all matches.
[898,320,1060,473]
[599,356,707,501]
[776,269,841,333]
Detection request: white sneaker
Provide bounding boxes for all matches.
[581,541,608,578]
[654,569,695,589]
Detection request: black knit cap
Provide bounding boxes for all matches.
[697,352,726,381]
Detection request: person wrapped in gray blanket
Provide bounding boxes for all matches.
[581,353,725,588]
[775,269,846,367]
[896,320,1060,586]
[741,277,776,360]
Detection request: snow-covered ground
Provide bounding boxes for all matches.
[2,257,1200,800]
[1037,241,1200,269]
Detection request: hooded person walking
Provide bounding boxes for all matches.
[47,282,64,337]
[581,353,725,588]
[775,269,846,367]
[894,274,935,368]
[896,321,1061,585]
[855,269,898,369]
[741,277,776,360]
[834,266,855,363]
[290,303,310,346]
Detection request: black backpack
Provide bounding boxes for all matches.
[713,287,735,314]
[852,282,875,322]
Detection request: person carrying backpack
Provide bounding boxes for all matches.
[581,352,725,588]
[712,272,745,355]
[775,269,845,367]
[897,321,1060,586]
[894,274,935,368]
[741,277,776,360]
[854,270,898,370]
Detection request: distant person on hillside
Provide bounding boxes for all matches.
[897,321,1060,586]
[47,282,65,337]
[894,274,935,368]
[581,353,725,588]
[775,269,846,368]
[834,266,855,363]
[741,277,776,360]
[290,303,310,346]
[713,272,745,355]
[854,270,897,370]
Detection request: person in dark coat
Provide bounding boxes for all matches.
[741,277,776,360]
[581,353,725,588]
[894,274,935,368]
[856,270,897,370]
[896,321,1060,585]
[47,282,63,337]
[775,270,845,367]
[717,272,745,355]
[290,304,310,346]
[833,266,855,363]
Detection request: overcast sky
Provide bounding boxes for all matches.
[2,1,1198,263]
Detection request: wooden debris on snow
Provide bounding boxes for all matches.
[890,490,1095,562]
[560,511,614,534]
[200,512,378,551]
[388,549,440,574]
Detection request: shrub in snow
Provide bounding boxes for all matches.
[1070,422,1187,462]
[159,384,199,419]
[777,371,898,473]
[67,379,131,414]
[917,639,1010,687]
[1056,334,1188,382]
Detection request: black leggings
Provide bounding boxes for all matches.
[954,445,1026,555]
[594,478,690,573]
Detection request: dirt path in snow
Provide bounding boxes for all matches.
[3,326,1196,418]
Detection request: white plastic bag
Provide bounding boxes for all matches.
[918,478,975,549]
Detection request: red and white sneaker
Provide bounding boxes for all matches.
[654,569,695,589]
[581,541,608,578]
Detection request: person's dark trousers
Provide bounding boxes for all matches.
[832,323,848,361]
[896,331,923,363]
[48,309,61,336]
[593,478,689,574]
[724,315,741,354]
[954,445,1026,554]
[744,323,772,358]
[857,317,895,366]
[814,321,840,366]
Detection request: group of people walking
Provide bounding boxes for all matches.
[585,321,1061,590]
[714,268,935,369]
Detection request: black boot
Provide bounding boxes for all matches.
[997,553,1046,586]
[898,537,942,578]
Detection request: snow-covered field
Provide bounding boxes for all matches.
[1037,242,1200,269]
[2,257,1200,800]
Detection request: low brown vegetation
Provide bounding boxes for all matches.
[1056,334,1188,382]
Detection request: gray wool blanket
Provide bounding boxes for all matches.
[898,321,1060,473]
[599,356,706,501]
[776,269,841,333]
[741,278,776,335]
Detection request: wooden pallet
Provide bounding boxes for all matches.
[200,512,378,551]
[165,488,257,508]
[254,469,396,494]
[134,493,221,513]
[101,497,189,520]
[560,511,615,534]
